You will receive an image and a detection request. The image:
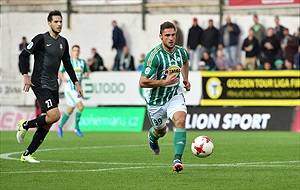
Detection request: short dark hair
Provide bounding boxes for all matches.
[160,21,175,34]
[47,10,62,22]
[72,45,80,49]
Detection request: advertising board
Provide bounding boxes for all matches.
[79,107,146,132]
[143,106,295,131]
[201,71,300,106]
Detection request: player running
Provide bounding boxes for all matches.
[17,10,83,163]
[139,21,191,172]
[58,45,89,138]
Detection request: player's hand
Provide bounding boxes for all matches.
[75,82,84,98]
[165,71,178,86]
[183,80,191,91]
[23,74,34,92]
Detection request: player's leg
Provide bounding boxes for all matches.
[74,101,84,137]
[58,106,74,138]
[21,107,60,163]
[147,105,168,155]
[17,88,59,143]
[167,95,187,172]
[58,87,77,138]
[18,88,60,163]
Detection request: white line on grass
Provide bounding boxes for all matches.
[1,145,299,174]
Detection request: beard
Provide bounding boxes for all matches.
[163,42,174,51]
[51,27,60,35]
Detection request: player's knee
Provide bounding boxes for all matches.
[174,117,186,128]
[46,111,61,123]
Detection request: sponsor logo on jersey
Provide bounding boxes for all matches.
[164,65,180,76]
[46,44,51,47]
[60,44,63,50]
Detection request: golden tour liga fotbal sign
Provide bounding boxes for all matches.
[200,71,300,106]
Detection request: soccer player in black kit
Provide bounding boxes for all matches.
[17,10,84,163]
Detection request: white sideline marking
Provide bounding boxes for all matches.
[0,145,299,174]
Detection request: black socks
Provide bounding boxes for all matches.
[23,127,49,156]
[23,115,48,130]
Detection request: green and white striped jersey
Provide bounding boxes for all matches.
[141,44,189,106]
[60,59,88,90]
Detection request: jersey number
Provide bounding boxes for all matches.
[45,99,53,108]
[152,118,162,126]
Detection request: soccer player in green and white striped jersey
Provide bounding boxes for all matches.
[139,21,191,173]
[58,45,89,138]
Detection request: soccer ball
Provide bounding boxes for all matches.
[191,136,214,158]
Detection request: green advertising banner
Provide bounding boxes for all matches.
[79,107,146,132]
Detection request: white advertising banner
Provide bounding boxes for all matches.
[1,72,26,106]
[1,71,202,106]
[80,71,201,106]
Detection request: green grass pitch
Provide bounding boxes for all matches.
[0,131,299,190]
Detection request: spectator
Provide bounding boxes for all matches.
[173,20,184,46]
[202,19,219,61]
[199,61,206,71]
[201,51,216,71]
[219,15,241,69]
[215,49,230,71]
[18,36,30,72]
[115,46,135,71]
[242,28,260,70]
[281,28,298,61]
[236,63,244,71]
[137,53,145,71]
[274,59,284,70]
[274,16,285,41]
[112,20,126,70]
[88,48,107,71]
[284,59,294,70]
[260,28,280,67]
[263,60,273,70]
[187,17,203,71]
[250,15,266,44]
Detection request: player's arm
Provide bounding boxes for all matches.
[19,34,43,92]
[62,39,83,97]
[83,60,89,78]
[63,59,83,98]
[139,72,178,88]
[19,50,31,75]
[19,51,34,92]
[181,60,191,91]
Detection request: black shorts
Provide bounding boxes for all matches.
[32,86,59,113]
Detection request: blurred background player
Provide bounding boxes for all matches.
[139,21,191,173]
[58,45,89,138]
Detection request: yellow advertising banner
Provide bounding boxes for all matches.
[201,71,300,106]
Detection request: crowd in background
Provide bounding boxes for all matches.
[19,15,300,73]
[185,15,299,71]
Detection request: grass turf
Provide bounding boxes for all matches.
[0,131,299,190]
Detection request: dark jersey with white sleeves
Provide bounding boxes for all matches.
[21,32,77,91]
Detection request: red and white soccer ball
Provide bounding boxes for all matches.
[191,136,214,158]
